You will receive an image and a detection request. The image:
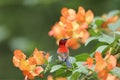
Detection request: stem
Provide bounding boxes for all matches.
[81,71,93,80]
[114,53,120,59]
[113,31,116,39]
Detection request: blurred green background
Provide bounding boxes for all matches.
[0,0,120,79]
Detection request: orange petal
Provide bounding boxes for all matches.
[47,75,53,80]
[81,30,89,43]
[76,13,85,22]
[98,69,108,80]
[23,70,34,79]
[107,55,117,70]
[107,15,119,23]
[80,22,89,29]
[19,60,29,71]
[33,48,44,65]
[78,6,85,15]
[84,57,94,68]
[34,66,44,75]
[106,74,118,80]
[64,22,73,31]
[45,52,50,60]
[28,57,37,65]
[60,16,67,24]
[48,30,54,36]
[13,56,20,67]
[95,52,107,72]
[66,38,80,49]
[95,52,103,62]
[49,23,66,39]
[85,10,94,23]
[67,9,76,21]
[14,50,26,60]
[95,60,107,72]
[61,7,69,17]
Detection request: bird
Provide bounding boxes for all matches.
[57,38,71,67]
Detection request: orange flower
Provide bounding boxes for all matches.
[94,52,117,80]
[49,6,94,49]
[33,48,50,65]
[13,50,26,60]
[13,48,50,80]
[84,57,94,68]
[47,75,54,80]
[13,50,26,67]
[98,69,108,80]
[94,52,107,72]
[106,74,119,80]
[105,54,117,70]
[102,15,119,28]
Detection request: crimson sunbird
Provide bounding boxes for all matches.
[57,38,71,67]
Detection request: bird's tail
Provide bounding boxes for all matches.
[65,58,71,68]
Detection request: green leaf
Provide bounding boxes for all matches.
[75,53,90,61]
[95,19,104,27]
[98,34,114,44]
[76,62,88,73]
[69,56,76,64]
[85,37,98,46]
[107,10,120,19]
[70,72,80,80]
[95,45,107,53]
[115,31,120,35]
[91,41,108,54]
[91,17,104,29]
[48,56,52,63]
[111,67,120,77]
[108,19,120,31]
[50,65,62,73]
[55,69,72,77]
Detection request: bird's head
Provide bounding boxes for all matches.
[59,38,69,46]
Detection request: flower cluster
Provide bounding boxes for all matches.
[85,52,118,80]
[13,48,50,80]
[49,6,94,49]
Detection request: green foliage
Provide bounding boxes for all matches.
[75,53,90,61]
[50,65,63,73]
[70,72,80,80]
[111,67,120,78]
[108,19,120,32]
[54,69,72,77]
